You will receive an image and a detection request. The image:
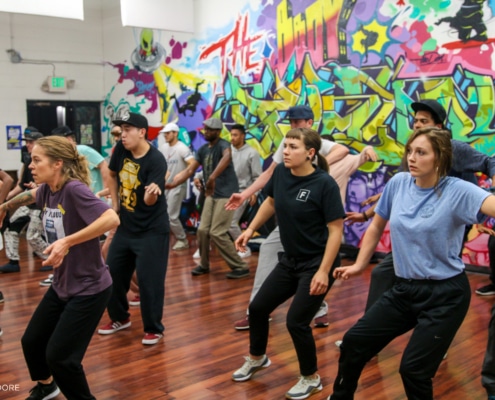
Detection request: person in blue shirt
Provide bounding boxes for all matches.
[327,127,495,400]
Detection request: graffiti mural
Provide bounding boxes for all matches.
[103,0,495,266]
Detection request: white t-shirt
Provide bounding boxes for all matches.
[159,141,194,184]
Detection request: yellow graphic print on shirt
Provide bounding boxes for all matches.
[119,158,141,211]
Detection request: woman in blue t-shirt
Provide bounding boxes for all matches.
[0,136,119,400]
[231,128,345,400]
[328,127,495,400]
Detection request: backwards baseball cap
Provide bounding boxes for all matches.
[159,122,180,133]
[287,105,314,120]
[411,99,447,125]
[51,125,73,137]
[203,118,223,130]
[112,111,148,131]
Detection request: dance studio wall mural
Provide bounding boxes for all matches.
[103,0,495,266]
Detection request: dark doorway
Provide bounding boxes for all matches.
[27,100,102,152]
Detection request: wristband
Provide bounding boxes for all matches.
[362,212,369,221]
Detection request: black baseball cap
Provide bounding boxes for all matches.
[51,125,73,137]
[112,111,148,131]
[411,100,447,125]
[287,105,314,120]
[22,131,43,141]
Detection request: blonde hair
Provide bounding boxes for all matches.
[285,128,329,172]
[34,136,91,188]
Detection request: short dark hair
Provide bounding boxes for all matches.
[230,124,246,134]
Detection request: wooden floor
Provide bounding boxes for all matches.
[0,234,493,400]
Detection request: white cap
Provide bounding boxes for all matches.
[159,122,180,133]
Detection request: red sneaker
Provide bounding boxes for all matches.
[234,316,250,330]
[129,295,140,306]
[98,319,131,335]
[142,333,163,345]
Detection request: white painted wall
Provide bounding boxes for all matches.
[0,0,105,171]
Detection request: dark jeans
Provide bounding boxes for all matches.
[249,253,335,376]
[331,272,471,400]
[106,230,169,333]
[22,285,112,400]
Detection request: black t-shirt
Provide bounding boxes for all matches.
[265,164,345,259]
[19,158,38,210]
[109,141,169,236]
[195,138,239,198]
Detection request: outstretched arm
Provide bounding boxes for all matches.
[0,188,37,226]
[225,161,277,210]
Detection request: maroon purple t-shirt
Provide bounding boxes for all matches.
[36,180,112,300]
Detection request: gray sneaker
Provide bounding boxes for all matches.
[232,355,271,381]
[285,375,322,399]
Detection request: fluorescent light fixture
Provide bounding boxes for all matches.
[120,0,194,33]
[0,0,84,20]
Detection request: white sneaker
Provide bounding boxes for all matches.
[238,247,252,258]
[232,355,271,381]
[314,300,328,319]
[172,239,189,250]
[193,248,200,259]
[286,375,322,399]
[39,274,54,287]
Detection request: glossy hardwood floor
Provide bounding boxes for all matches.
[0,234,493,400]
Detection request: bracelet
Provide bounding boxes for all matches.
[362,212,369,221]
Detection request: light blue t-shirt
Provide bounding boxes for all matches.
[375,172,491,280]
[77,145,104,194]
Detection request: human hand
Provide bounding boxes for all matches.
[235,229,253,252]
[145,183,162,196]
[333,264,365,280]
[361,193,381,206]
[309,269,329,295]
[225,193,245,210]
[248,194,257,207]
[43,238,70,269]
[345,211,366,225]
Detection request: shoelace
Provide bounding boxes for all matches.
[292,376,318,391]
[240,356,263,372]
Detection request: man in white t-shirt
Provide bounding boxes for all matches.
[159,123,195,250]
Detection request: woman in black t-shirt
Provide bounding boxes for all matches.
[231,128,345,400]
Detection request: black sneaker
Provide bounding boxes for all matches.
[226,269,249,279]
[0,291,4,303]
[0,262,20,273]
[191,265,210,276]
[476,284,495,296]
[26,381,60,400]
